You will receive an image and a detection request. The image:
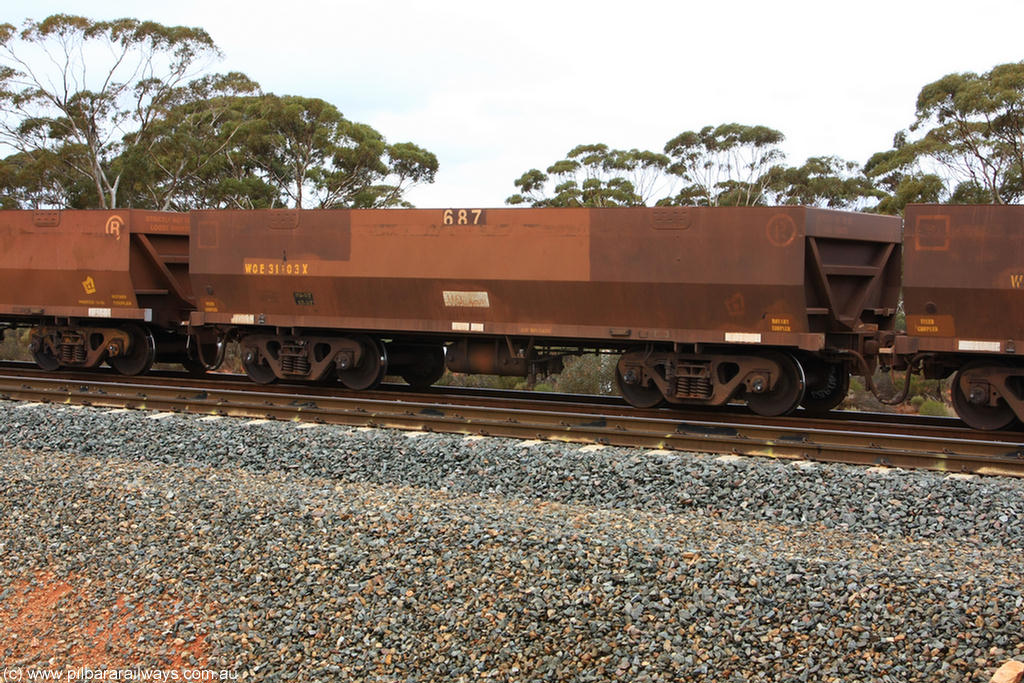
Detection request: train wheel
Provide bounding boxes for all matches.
[31,342,60,371]
[400,346,445,391]
[242,354,277,384]
[339,336,387,391]
[746,352,805,417]
[951,363,1016,431]
[799,359,850,415]
[316,365,338,386]
[615,365,664,409]
[109,325,156,376]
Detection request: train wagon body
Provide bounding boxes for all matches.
[189,206,901,415]
[901,204,1024,429]
[0,209,194,373]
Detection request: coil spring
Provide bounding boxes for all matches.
[59,343,86,364]
[675,375,712,400]
[280,348,311,376]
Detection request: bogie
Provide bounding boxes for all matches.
[616,349,806,416]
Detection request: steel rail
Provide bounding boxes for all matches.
[0,362,985,432]
[0,367,1021,477]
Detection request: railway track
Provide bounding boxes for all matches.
[0,364,1022,477]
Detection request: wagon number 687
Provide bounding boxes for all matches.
[442,209,485,225]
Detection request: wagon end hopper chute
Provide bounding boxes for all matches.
[0,209,195,374]
[900,204,1024,429]
[188,207,900,416]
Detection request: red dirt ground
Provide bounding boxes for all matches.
[0,570,211,669]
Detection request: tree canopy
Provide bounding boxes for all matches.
[663,123,785,206]
[765,156,883,208]
[507,144,668,207]
[865,61,1024,211]
[0,14,436,210]
[509,62,1024,213]
[507,126,879,210]
[0,15,221,209]
[2,22,1021,215]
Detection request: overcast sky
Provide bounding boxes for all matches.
[6,0,1024,207]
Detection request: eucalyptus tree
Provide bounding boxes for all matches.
[118,72,262,210]
[663,123,785,206]
[242,94,437,209]
[863,134,945,215]
[506,143,669,207]
[0,15,223,208]
[765,155,883,209]
[867,61,1024,208]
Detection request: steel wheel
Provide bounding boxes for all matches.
[109,324,156,376]
[951,364,1016,431]
[339,336,387,391]
[242,353,277,384]
[746,352,806,417]
[616,365,664,409]
[799,359,850,414]
[315,365,338,386]
[31,339,60,371]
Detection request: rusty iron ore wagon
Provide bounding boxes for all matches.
[1,204,1020,429]
[0,210,196,374]
[187,206,901,417]
[898,204,1024,430]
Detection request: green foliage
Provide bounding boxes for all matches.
[507,143,668,207]
[845,376,885,412]
[112,90,439,210]
[0,15,437,210]
[437,371,523,390]
[0,14,221,208]
[949,180,994,204]
[765,155,883,209]
[236,94,437,209]
[0,328,31,361]
[551,355,618,395]
[119,72,263,210]
[866,61,1024,208]
[663,123,785,206]
[847,372,951,413]
[862,129,948,214]
[890,373,947,402]
[508,125,883,210]
[507,123,886,210]
[0,147,99,208]
[918,399,949,417]
[509,61,1024,213]
[432,355,620,396]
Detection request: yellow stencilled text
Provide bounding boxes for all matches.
[244,261,310,276]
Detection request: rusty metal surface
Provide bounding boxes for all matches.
[0,210,191,327]
[190,207,900,349]
[904,204,1024,354]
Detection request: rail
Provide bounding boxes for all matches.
[0,365,1021,478]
